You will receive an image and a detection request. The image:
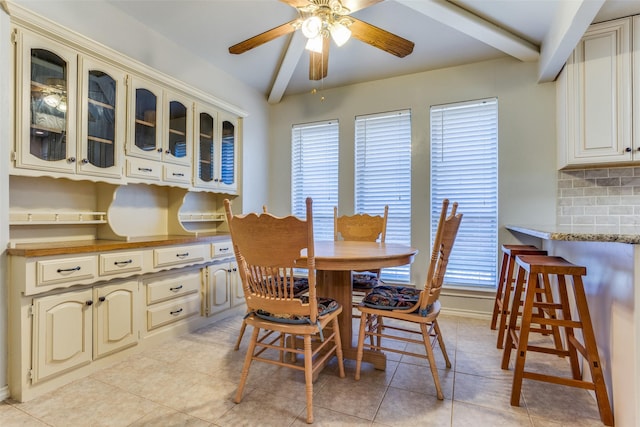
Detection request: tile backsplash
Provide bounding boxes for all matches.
[557,167,640,233]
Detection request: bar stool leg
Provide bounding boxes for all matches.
[491,250,510,330]
[555,274,582,379]
[496,255,518,348]
[538,272,564,352]
[501,265,527,370]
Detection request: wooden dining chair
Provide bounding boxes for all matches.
[224,197,345,424]
[334,205,389,309]
[354,199,462,400]
[232,204,309,350]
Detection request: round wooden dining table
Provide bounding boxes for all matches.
[299,240,418,369]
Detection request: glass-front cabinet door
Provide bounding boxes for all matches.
[78,56,125,178]
[127,77,162,161]
[218,112,238,192]
[194,105,217,189]
[16,30,77,173]
[163,91,193,166]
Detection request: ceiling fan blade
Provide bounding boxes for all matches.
[279,0,310,8]
[309,37,330,80]
[349,17,414,58]
[341,0,384,13]
[229,19,299,54]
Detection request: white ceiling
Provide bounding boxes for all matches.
[17,1,640,103]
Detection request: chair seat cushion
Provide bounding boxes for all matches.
[362,285,422,310]
[255,296,340,324]
[352,272,381,290]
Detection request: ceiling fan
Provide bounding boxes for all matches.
[228,0,414,81]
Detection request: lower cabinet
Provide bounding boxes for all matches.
[31,280,138,384]
[203,260,241,317]
[144,269,201,332]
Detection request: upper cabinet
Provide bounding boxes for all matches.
[557,17,635,168]
[11,19,244,194]
[194,104,238,193]
[14,30,77,174]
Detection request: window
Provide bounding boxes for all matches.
[355,110,412,283]
[291,120,339,241]
[430,98,498,288]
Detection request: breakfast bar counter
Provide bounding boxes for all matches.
[506,225,639,427]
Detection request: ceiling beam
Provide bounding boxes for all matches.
[268,31,306,104]
[395,0,539,62]
[537,0,605,82]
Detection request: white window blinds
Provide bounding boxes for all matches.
[430,98,498,288]
[291,120,339,241]
[355,110,412,283]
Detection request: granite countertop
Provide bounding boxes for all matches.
[506,225,640,244]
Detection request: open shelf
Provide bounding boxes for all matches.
[10,210,107,225]
[179,213,224,223]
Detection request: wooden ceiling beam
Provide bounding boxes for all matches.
[268,31,306,104]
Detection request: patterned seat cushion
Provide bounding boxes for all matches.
[352,272,381,290]
[362,285,422,310]
[255,296,340,324]
[292,277,310,296]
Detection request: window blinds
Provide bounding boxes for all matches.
[430,98,498,288]
[291,120,339,241]
[355,110,412,283]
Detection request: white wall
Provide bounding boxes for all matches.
[268,57,558,299]
[0,1,270,396]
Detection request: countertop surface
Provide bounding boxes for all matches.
[506,225,640,244]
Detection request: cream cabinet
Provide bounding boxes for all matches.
[194,104,239,193]
[31,280,138,384]
[557,17,634,168]
[126,76,163,161]
[203,260,241,317]
[144,269,201,332]
[14,30,78,174]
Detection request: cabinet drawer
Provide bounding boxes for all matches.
[37,256,97,286]
[212,241,233,258]
[146,293,200,330]
[99,251,144,276]
[146,270,200,304]
[163,164,191,184]
[153,244,206,268]
[126,158,161,181]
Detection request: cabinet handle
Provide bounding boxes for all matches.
[233,267,237,272]
[176,252,189,258]
[165,149,170,154]
[625,147,632,152]
[85,300,93,306]
[170,308,183,315]
[157,148,163,152]
[81,158,89,164]
[172,173,184,177]
[98,296,106,302]
[219,247,229,252]
[169,285,183,291]
[57,266,81,273]
[138,167,153,172]
[227,268,232,273]
[114,259,133,265]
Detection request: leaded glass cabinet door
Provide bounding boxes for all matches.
[194,104,217,189]
[163,91,193,166]
[218,112,238,192]
[78,56,125,178]
[16,30,77,173]
[127,77,162,161]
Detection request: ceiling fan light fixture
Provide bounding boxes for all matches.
[305,35,324,53]
[330,21,351,47]
[301,15,322,39]
[43,93,61,108]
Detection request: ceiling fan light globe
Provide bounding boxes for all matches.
[305,35,324,53]
[330,22,351,46]
[301,16,322,39]
[43,93,61,108]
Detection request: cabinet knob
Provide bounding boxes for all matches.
[157,148,163,152]
[81,158,89,164]
[98,296,106,302]
[67,157,76,163]
[85,300,93,306]
[625,147,632,152]
[165,149,170,154]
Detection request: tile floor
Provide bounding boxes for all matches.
[0,313,608,426]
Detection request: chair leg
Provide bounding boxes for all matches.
[234,319,247,351]
[354,312,368,381]
[433,320,451,369]
[234,326,259,404]
[421,323,444,400]
[303,334,314,424]
[332,317,346,378]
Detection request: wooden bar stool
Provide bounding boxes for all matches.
[501,254,613,427]
[491,244,547,349]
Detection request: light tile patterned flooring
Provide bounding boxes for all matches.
[0,313,608,426]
